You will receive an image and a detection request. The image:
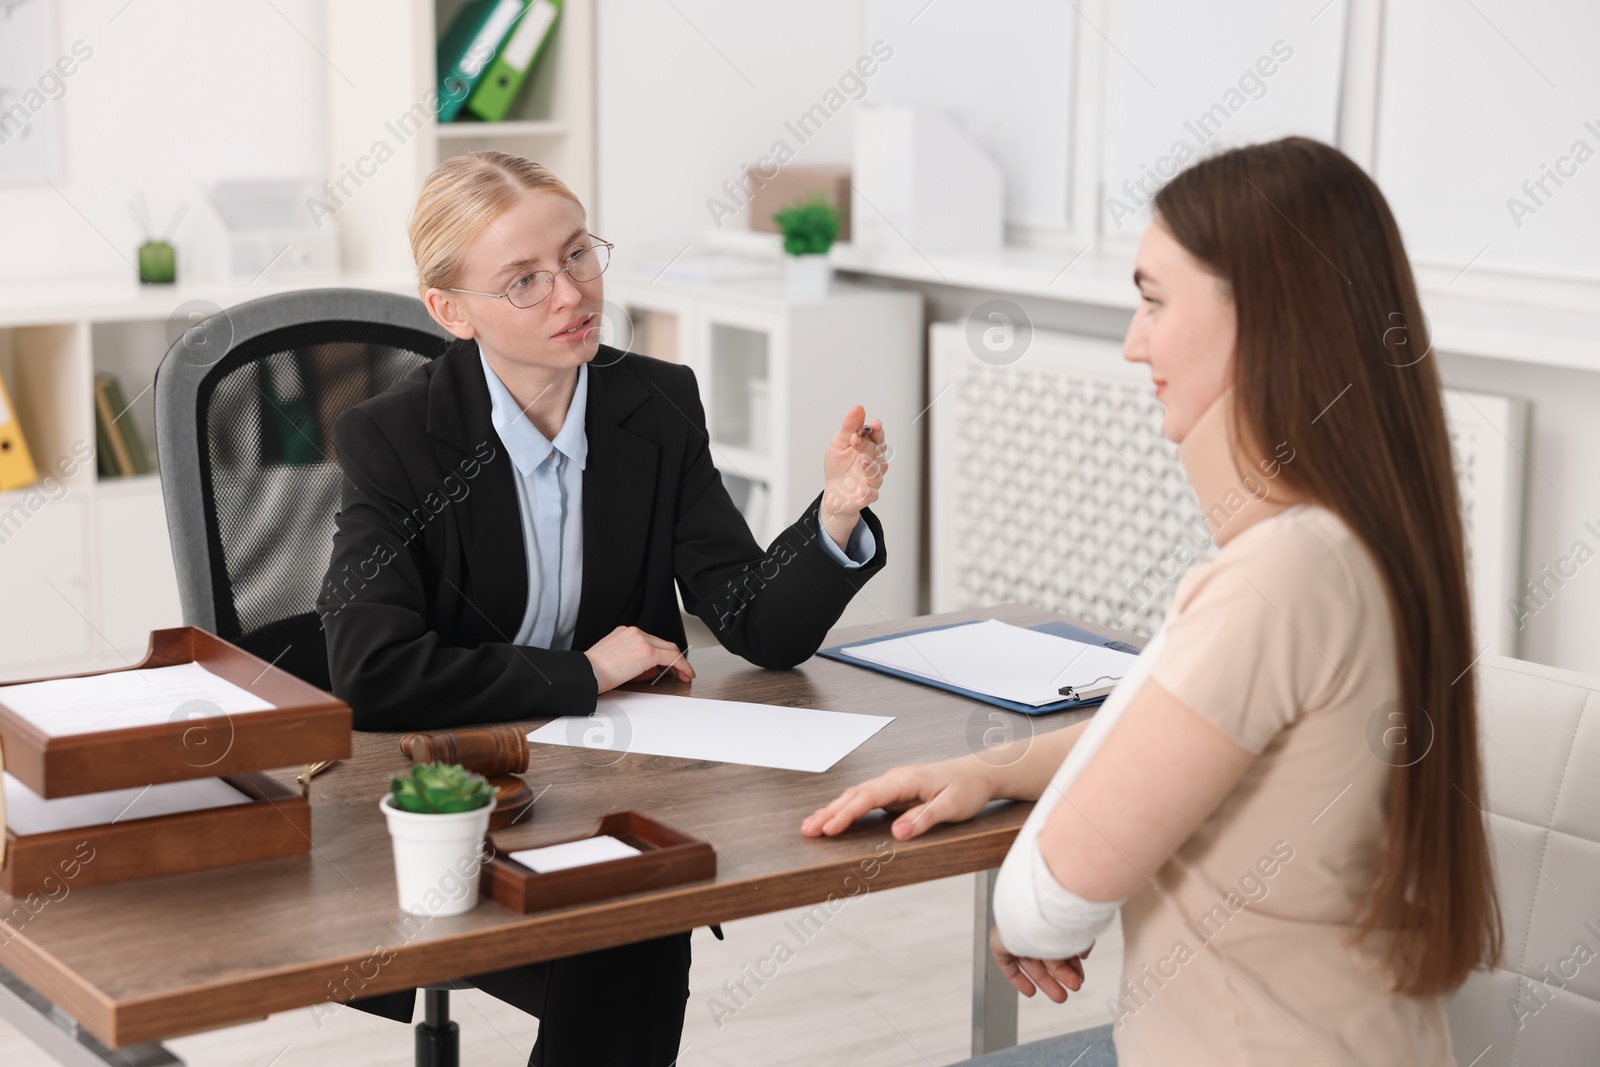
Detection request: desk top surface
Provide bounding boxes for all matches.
[0,604,1125,1047]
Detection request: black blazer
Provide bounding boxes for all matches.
[317,339,886,731]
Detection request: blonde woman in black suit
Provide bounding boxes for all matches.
[319,151,893,1066]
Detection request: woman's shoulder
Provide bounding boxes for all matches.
[338,350,437,433]
[1172,503,1378,618]
[1152,503,1389,746]
[588,349,705,428]
[1238,503,1371,570]
[326,356,439,485]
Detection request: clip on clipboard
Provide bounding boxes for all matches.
[1058,676,1122,701]
[818,618,1145,717]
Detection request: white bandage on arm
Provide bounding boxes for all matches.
[988,626,1168,961]
[993,831,1123,960]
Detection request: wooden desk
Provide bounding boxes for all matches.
[0,605,1121,1058]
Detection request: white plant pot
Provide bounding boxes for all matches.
[784,252,832,300]
[380,795,493,917]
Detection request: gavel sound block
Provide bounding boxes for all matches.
[398,726,535,830]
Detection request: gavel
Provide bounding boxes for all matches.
[399,725,529,777]
[398,726,534,829]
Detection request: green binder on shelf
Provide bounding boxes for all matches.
[100,376,151,475]
[436,0,531,124]
[92,396,114,478]
[91,373,151,478]
[465,0,560,123]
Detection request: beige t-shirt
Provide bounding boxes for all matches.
[1113,502,1456,1066]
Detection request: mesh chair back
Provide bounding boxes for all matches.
[154,289,452,690]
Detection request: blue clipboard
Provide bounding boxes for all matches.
[817,619,1145,717]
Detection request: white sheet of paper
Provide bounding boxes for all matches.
[3,774,253,835]
[837,618,1141,706]
[0,662,277,737]
[509,834,642,874]
[526,691,893,773]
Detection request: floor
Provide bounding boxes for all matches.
[2,872,1121,1067]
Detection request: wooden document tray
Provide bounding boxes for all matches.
[0,626,350,895]
[482,811,717,914]
[1,772,309,897]
[0,626,351,799]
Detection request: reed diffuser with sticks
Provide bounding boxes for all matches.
[130,191,186,284]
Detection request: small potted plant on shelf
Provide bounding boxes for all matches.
[380,763,496,917]
[773,193,841,300]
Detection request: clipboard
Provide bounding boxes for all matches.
[818,619,1145,717]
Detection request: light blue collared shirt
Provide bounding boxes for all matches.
[481,351,589,650]
[479,353,876,651]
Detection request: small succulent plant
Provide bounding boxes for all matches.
[388,762,495,814]
[772,194,841,257]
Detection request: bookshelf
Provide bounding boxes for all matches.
[0,276,419,682]
[424,0,595,196]
[324,0,597,277]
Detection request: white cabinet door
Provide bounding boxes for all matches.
[0,494,90,672]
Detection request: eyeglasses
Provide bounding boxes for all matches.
[445,237,613,309]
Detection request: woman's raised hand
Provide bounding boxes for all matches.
[800,756,996,840]
[583,625,694,692]
[819,405,889,548]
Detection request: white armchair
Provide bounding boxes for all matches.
[1446,654,1600,1066]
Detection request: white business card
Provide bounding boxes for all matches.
[508,834,642,873]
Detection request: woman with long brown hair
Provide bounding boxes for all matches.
[803,136,1501,1065]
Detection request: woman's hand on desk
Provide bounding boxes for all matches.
[801,722,1090,839]
[584,625,695,692]
[799,755,995,840]
[819,405,889,552]
[990,926,1091,1003]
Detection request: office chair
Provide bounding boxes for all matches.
[152,288,475,1067]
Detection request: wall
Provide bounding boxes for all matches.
[594,0,865,256]
[0,0,329,284]
[8,2,1592,674]
[595,0,1600,676]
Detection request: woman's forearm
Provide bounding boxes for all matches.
[977,718,1092,802]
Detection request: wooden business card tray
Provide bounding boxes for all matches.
[481,811,717,913]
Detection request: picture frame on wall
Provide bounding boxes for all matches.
[0,0,62,182]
